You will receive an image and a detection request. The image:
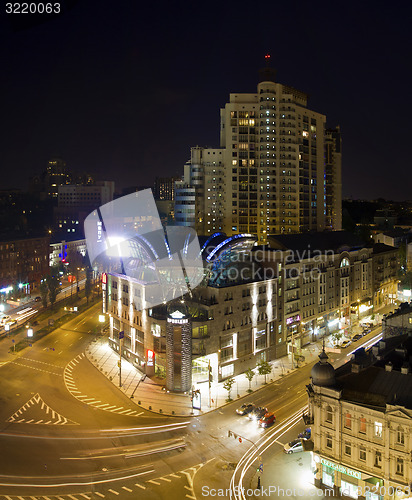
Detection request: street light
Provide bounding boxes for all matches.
[27,328,33,338]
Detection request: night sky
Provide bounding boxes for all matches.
[1,1,411,200]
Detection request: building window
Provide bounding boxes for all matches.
[344,442,351,456]
[359,446,366,461]
[326,434,332,449]
[396,426,405,445]
[374,450,382,468]
[344,412,352,429]
[325,405,333,423]
[396,458,404,476]
[221,364,234,379]
[374,422,383,438]
[359,416,366,433]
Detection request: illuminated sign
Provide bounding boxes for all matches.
[321,458,361,479]
[147,349,155,367]
[102,273,107,284]
[286,315,301,325]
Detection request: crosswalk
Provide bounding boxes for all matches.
[63,354,143,417]
[0,464,203,499]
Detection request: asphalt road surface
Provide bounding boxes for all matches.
[0,303,383,500]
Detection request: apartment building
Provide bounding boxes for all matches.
[307,335,412,499]
[175,62,342,243]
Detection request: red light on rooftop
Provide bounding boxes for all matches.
[265,54,271,59]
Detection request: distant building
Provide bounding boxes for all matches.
[374,209,397,229]
[382,302,412,339]
[153,177,180,201]
[325,127,342,231]
[49,238,87,268]
[307,335,412,499]
[54,181,115,236]
[0,236,50,292]
[44,158,71,199]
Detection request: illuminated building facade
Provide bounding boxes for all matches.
[307,336,412,500]
[0,236,50,291]
[105,232,398,383]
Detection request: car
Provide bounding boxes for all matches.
[6,319,17,326]
[259,412,276,428]
[340,339,352,348]
[248,406,268,422]
[352,333,363,342]
[236,403,255,416]
[298,427,311,439]
[362,328,371,335]
[34,296,41,302]
[0,315,10,324]
[284,439,305,454]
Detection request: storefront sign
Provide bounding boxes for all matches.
[147,349,155,367]
[286,315,301,325]
[321,458,361,480]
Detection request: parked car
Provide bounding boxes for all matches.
[340,339,352,348]
[6,319,17,326]
[236,403,255,416]
[362,328,371,335]
[351,333,363,342]
[284,439,305,454]
[259,412,276,428]
[248,406,268,422]
[0,315,10,324]
[298,428,311,439]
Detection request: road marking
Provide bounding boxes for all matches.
[169,473,180,478]
[148,480,161,485]
[7,393,78,425]
[159,477,171,482]
[68,495,79,500]
[135,483,146,489]
[122,486,132,492]
[118,409,134,414]
[108,489,119,495]
[94,492,105,498]
[184,485,192,491]
[80,494,91,499]
[186,496,196,499]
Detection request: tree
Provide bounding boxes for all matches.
[331,331,343,346]
[67,250,83,295]
[256,360,272,384]
[47,266,60,310]
[223,377,235,402]
[39,280,48,308]
[85,267,92,304]
[245,367,255,393]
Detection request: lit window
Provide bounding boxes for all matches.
[374,422,383,438]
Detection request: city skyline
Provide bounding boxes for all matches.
[1,2,411,200]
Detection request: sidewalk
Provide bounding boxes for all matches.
[85,335,324,417]
[85,302,399,417]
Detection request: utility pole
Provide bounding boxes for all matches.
[208,359,212,408]
[118,331,124,387]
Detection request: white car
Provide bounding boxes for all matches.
[284,439,305,454]
[340,339,352,348]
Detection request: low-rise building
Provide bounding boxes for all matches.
[103,231,400,388]
[307,335,412,500]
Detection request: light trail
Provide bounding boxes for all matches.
[230,406,307,500]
